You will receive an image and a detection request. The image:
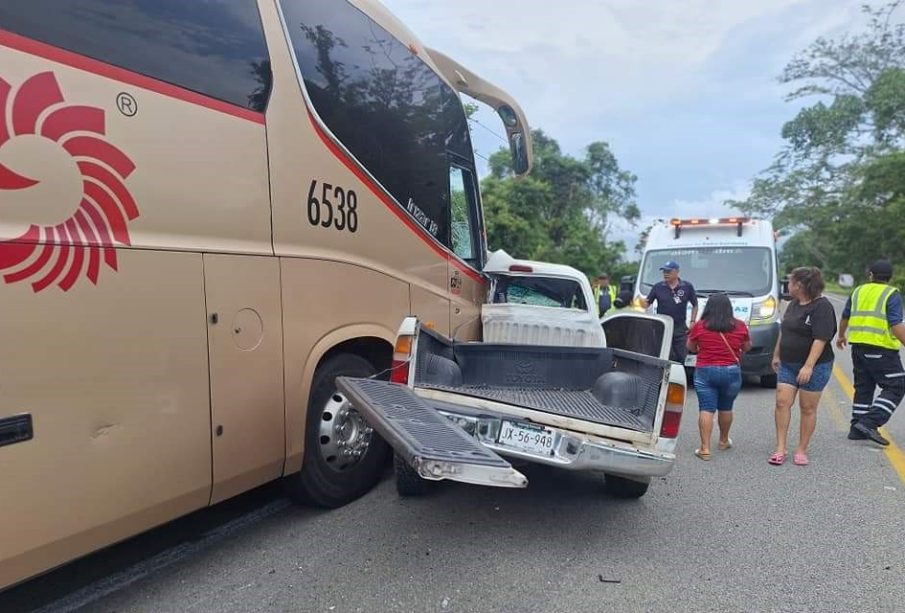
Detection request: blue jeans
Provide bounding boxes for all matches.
[777,361,832,392]
[694,365,742,412]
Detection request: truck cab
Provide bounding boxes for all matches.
[479,249,606,347]
[636,217,781,387]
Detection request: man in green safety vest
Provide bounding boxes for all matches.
[592,273,618,317]
[612,289,638,312]
[836,260,905,446]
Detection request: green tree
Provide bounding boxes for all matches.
[480,130,639,277]
[734,1,905,286]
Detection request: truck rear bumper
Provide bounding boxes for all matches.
[435,404,675,479]
[488,436,675,479]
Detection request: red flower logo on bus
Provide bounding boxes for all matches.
[0,72,139,293]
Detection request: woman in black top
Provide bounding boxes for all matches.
[769,267,837,466]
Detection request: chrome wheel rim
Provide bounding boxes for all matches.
[318,392,373,471]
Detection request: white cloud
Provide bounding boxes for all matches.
[383,0,862,116]
[608,180,752,256]
[377,0,886,255]
[671,181,751,219]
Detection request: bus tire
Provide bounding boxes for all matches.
[289,353,389,508]
[604,474,650,499]
[760,374,777,388]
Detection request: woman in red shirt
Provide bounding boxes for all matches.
[686,293,752,460]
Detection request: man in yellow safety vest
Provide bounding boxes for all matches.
[836,260,905,446]
[592,273,618,317]
[612,289,638,312]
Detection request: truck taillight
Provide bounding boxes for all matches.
[390,334,414,384]
[390,360,410,384]
[659,383,685,439]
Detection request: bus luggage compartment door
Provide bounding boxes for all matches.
[335,377,527,489]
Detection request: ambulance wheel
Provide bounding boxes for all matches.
[394,453,437,496]
[760,374,778,388]
[604,474,650,499]
[289,354,388,508]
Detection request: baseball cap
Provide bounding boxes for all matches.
[870,259,893,277]
[659,260,680,271]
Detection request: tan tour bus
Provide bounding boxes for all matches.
[0,0,532,589]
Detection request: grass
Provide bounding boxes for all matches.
[823,281,852,296]
[825,280,905,298]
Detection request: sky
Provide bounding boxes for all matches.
[379,0,881,253]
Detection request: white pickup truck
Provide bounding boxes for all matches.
[337,252,687,499]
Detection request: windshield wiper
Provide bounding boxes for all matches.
[696,289,755,297]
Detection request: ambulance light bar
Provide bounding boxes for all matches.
[670,217,750,239]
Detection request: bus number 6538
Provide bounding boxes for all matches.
[307,179,358,233]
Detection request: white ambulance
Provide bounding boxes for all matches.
[635,217,781,387]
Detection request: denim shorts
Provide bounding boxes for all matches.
[694,365,742,412]
[777,361,832,392]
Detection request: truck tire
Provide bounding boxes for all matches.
[760,374,778,388]
[604,474,650,499]
[288,354,389,508]
[394,453,437,496]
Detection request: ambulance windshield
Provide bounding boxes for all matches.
[639,247,773,297]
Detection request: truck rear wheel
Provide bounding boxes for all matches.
[604,474,650,499]
[288,354,388,508]
[394,453,437,496]
[760,374,778,388]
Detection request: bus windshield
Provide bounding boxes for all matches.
[639,247,774,297]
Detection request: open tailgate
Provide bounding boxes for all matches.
[336,377,527,489]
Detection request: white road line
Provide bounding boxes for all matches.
[34,499,291,613]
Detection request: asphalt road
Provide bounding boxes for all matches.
[4,295,905,613]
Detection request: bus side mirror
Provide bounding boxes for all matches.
[497,104,532,176]
[509,131,529,175]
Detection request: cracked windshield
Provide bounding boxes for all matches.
[2,1,905,612]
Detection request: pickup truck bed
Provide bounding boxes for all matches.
[335,306,684,498]
[414,326,668,433]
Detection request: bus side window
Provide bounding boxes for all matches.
[448,165,481,268]
[281,0,477,248]
[0,0,271,112]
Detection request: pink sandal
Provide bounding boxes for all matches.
[768,452,786,466]
[793,452,809,466]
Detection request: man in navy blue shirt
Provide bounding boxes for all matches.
[642,260,698,363]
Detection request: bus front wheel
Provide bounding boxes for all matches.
[289,353,388,508]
